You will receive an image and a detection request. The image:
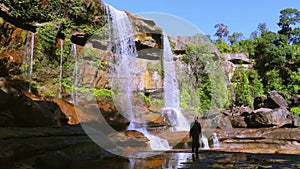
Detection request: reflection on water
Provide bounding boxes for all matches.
[129,153,192,169]
[71,151,300,169]
[71,152,193,169]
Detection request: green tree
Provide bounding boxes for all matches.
[228,32,243,53]
[247,69,264,97]
[231,69,252,107]
[182,42,228,113]
[278,8,300,44]
[214,23,229,43]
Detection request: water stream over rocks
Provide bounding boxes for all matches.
[106,4,171,151]
[28,33,34,93]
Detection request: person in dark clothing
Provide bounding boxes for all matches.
[189,116,202,158]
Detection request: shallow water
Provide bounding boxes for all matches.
[70,150,300,169]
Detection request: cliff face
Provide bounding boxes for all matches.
[0,1,240,127]
[0,0,167,92]
[0,1,168,129]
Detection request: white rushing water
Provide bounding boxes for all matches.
[58,39,63,98]
[162,33,189,131]
[106,4,136,127]
[71,43,78,105]
[201,135,210,149]
[106,4,170,150]
[28,33,34,93]
[212,132,220,148]
[23,32,29,66]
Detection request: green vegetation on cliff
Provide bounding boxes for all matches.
[212,8,300,104]
[181,41,228,113]
[1,0,105,35]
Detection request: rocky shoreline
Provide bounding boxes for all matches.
[1,125,300,169]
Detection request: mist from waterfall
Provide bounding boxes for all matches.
[162,33,189,131]
[106,4,170,151]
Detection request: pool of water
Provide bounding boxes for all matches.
[69,150,300,169]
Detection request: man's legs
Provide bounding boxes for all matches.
[195,145,199,158]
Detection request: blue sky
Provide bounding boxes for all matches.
[104,0,300,39]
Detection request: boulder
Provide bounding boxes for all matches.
[97,102,130,131]
[292,115,300,127]
[227,106,252,128]
[53,98,98,125]
[254,91,289,110]
[290,94,300,108]
[230,116,248,128]
[108,130,149,148]
[142,112,164,128]
[266,90,288,109]
[212,114,233,129]
[254,96,268,110]
[10,94,68,127]
[0,90,69,127]
[246,108,293,128]
[231,106,252,116]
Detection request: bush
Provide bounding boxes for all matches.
[93,89,113,98]
[290,107,300,116]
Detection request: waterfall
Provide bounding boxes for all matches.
[71,43,78,105]
[201,135,209,149]
[106,4,136,128]
[58,39,63,98]
[106,4,170,150]
[28,33,34,93]
[22,32,29,66]
[162,33,189,131]
[212,132,220,148]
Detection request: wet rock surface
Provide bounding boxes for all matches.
[1,126,300,169]
[0,125,116,169]
[187,151,300,169]
[14,151,299,169]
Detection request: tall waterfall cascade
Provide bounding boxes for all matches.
[106,4,170,150]
[58,39,63,98]
[28,33,35,93]
[162,33,189,131]
[71,44,78,104]
[106,4,137,128]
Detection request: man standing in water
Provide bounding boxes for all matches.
[189,116,202,159]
